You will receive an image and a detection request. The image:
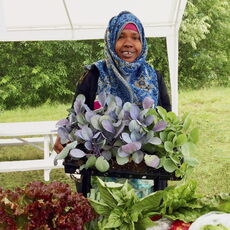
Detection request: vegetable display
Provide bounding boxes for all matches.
[55,93,199,178]
[88,178,230,230]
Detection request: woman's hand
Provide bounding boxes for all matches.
[53,135,64,154]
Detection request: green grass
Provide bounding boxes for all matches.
[0,102,71,122]
[0,87,229,195]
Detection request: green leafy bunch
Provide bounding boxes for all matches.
[88,178,230,229]
[88,177,163,230]
[145,107,199,177]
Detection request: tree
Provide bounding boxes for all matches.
[0,40,103,110]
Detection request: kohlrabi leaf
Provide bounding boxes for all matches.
[76,113,86,125]
[58,126,71,145]
[123,102,132,111]
[132,151,144,164]
[56,118,69,127]
[117,148,130,157]
[142,97,154,109]
[84,141,93,150]
[164,141,174,152]
[144,115,154,126]
[148,137,162,145]
[101,151,112,161]
[130,104,140,120]
[70,148,86,159]
[81,125,93,141]
[115,96,123,107]
[85,110,96,122]
[129,120,140,132]
[183,115,192,132]
[156,106,167,120]
[54,141,78,165]
[101,119,115,133]
[163,158,178,172]
[189,127,199,144]
[98,92,106,107]
[90,115,101,130]
[144,154,160,168]
[153,120,167,132]
[121,132,132,143]
[95,156,110,172]
[85,155,96,169]
[121,142,141,154]
[74,94,86,113]
[116,155,129,165]
[175,133,187,146]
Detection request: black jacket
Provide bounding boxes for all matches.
[72,65,171,111]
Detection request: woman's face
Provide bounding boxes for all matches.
[115,29,142,63]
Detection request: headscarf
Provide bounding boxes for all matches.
[94,11,159,106]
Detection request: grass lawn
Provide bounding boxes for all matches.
[0,87,229,195]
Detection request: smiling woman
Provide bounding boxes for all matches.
[54,11,172,197]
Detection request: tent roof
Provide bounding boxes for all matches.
[0,0,187,41]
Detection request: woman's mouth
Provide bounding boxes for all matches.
[121,51,135,58]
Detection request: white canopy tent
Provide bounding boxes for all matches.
[0,0,188,114]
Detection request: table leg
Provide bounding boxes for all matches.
[153,178,168,191]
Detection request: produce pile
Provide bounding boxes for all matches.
[0,179,229,229]
[55,93,199,178]
[87,177,230,230]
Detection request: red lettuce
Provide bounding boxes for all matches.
[0,182,97,230]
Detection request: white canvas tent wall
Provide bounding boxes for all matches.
[0,0,188,114]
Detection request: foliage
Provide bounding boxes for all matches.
[0,40,104,110]
[147,0,230,89]
[55,93,199,177]
[147,182,230,223]
[0,181,96,230]
[178,0,230,88]
[88,177,160,230]
[0,0,229,110]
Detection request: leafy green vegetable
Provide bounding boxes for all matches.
[148,181,230,223]
[200,224,230,230]
[88,177,157,230]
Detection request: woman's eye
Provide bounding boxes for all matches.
[133,36,140,40]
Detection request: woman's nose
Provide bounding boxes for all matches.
[123,38,133,47]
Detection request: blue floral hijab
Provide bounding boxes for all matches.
[94,11,159,106]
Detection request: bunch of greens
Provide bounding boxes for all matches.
[88,178,230,229]
[87,177,163,230]
[0,181,96,230]
[158,184,230,223]
[55,93,199,177]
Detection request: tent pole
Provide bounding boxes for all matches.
[166,30,179,115]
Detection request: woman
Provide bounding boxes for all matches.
[54,11,171,196]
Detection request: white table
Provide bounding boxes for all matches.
[0,121,63,181]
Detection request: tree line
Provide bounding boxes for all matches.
[0,0,229,110]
